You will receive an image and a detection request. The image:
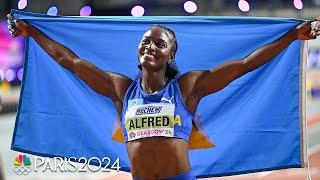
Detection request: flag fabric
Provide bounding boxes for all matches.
[11,10,307,178]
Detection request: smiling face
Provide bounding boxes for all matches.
[138,27,175,73]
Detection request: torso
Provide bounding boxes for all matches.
[113,78,194,179]
[127,137,190,179]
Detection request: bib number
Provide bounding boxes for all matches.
[125,103,175,141]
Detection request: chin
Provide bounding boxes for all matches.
[140,61,162,72]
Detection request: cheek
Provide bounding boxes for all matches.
[137,47,144,63]
[138,45,144,54]
[137,47,142,57]
[159,49,171,59]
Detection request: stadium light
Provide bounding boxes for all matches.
[80,6,92,16]
[293,0,303,10]
[131,6,145,17]
[5,69,15,82]
[184,1,198,14]
[238,0,250,12]
[0,69,4,81]
[47,6,58,16]
[17,68,23,81]
[18,0,28,10]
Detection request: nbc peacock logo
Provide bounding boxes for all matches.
[13,154,32,175]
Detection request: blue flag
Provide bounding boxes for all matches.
[11,10,307,178]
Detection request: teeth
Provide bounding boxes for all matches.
[143,54,155,57]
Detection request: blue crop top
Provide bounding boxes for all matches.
[120,78,194,142]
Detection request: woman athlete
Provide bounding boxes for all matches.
[7,14,320,180]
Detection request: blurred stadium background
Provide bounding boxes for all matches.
[0,0,320,180]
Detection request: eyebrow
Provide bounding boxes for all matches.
[143,36,167,44]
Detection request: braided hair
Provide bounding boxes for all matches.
[139,25,179,79]
[148,24,178,56]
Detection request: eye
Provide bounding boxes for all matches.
[142,39,150,44]
[156,42,166,48]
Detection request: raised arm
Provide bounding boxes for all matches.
[7,14,132,103]
[179,19,319,113]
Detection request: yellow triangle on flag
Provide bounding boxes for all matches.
[112,127,125,142]
[188,126,215,149]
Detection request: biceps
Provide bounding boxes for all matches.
[73,59,113,96]
[197,60,247,96]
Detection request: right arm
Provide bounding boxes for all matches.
[7,15,132,102]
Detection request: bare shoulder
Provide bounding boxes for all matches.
[178,71,204,87]
[177,70,207,100]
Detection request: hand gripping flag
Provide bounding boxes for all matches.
[11,10,307,178]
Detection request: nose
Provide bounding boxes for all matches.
[145,42,156,51]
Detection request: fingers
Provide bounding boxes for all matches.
[7,14,14,24]
[310,27,319,38]
[311,28,320,39]
[6,14,17,38]
[6,14,17,29]
[311,21,319,32]
[7,14,13,20]
[8,30,17,37]
[312,34,317,39]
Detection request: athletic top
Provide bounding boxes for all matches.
[120,78,193,142]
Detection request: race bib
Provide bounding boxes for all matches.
[125,103,175,141]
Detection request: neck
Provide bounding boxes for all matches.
[141,68,168,94]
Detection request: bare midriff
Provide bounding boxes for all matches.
[126,137,190,179]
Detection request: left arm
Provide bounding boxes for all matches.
[179,19,319,113]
